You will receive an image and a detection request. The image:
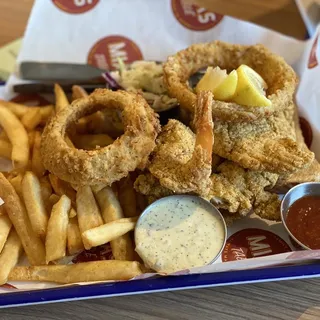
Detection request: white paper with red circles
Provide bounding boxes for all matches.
[0,0,320,292]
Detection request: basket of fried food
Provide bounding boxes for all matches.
[0,41,319,286]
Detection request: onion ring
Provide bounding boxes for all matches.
[163,41,297,122]
[41,89,160,186]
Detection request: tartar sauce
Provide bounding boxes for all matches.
[135,195,226,273]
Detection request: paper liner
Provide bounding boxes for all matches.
[0,0,319,293]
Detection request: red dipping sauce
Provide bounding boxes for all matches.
[286,196,320,249]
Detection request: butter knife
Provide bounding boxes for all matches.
[20,62,106,81]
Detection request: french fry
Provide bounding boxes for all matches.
[70,183,79,191]
[9,174,23,198]
[73,134,114,150]
[82,217,138,250]
[46,195,70,263]
[28,131,36,151]
[26,159,33,173]
[0,206,5,216]
[0,100,29,118]
[3,164,30,181]
[75,118,88,134]
[76,186,103,235]
[91,182,107,194]
[118,176,137,217]
[31,131,46,177]
[93,110,123,137]
[49,194,60,205]
[0,173,46,265]
[54,83,69,112]
[72,85,88,100]
[82,112,105,134]
[94,187,135,260]
[0,105,29,168]
[22,171,48,239]
[21,108,42,131]
[39,176,53,208]
[67,216,84,255]
[39,105,54,124]
[49,174,76,206]
[0,130,9,141]
[0,230,23,285]
[47,194,60,213]
[69,208,77,218]
[0,139,12,159]
[9,260,143,283]
[65,135,75,148]
[0,211,12,253]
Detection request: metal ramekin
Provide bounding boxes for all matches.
[135,195,227,266]
[281,182,320,250]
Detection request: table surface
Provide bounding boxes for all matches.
[0,0,308,46]
[0,1,318,320]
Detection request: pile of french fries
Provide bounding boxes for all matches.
[0,85,144,285]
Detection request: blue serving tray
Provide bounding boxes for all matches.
[1,262,320,308]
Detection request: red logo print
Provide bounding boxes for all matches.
[222,228,291,262]
[87,35,143,70]
[171,0,223,31]
[52,0,99,14]
[308,32,319,69]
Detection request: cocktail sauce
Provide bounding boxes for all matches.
[286,196,320,249]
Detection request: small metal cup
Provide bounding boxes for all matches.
[135,195,227,266]
[281,182,320,250]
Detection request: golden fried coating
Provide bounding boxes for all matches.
[253,192,281,221]
[148,92,213,195]
[273,106,320,192]
[163,41,297,122]
[134,173,173,204]
[275,160,320,193]
[135,160,281,222]
[41,89,160,186]
[212,104,314,174]
[216,161,281,221]
[208,174,252,215]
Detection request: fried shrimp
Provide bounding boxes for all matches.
[41,89,160,186]
[163,41,297,122]
[148,91,213,195]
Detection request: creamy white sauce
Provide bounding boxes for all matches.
[135,196,226,273]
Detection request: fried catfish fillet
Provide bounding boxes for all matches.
[134,173,173,204]
[215,161,281,221]
[208,174,252,215]
[212,103,314,174]
[135,160,281,222]
[273,106,320,192]
[134,170,253,216]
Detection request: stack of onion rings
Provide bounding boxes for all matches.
[41,89,160,186]
[163,41,297,122]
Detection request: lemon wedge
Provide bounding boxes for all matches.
[233,64,271,107]
[213,69,238,101]
[195,66,227,94]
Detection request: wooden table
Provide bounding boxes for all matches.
[0,0,307,47]
[0,1,318,320]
